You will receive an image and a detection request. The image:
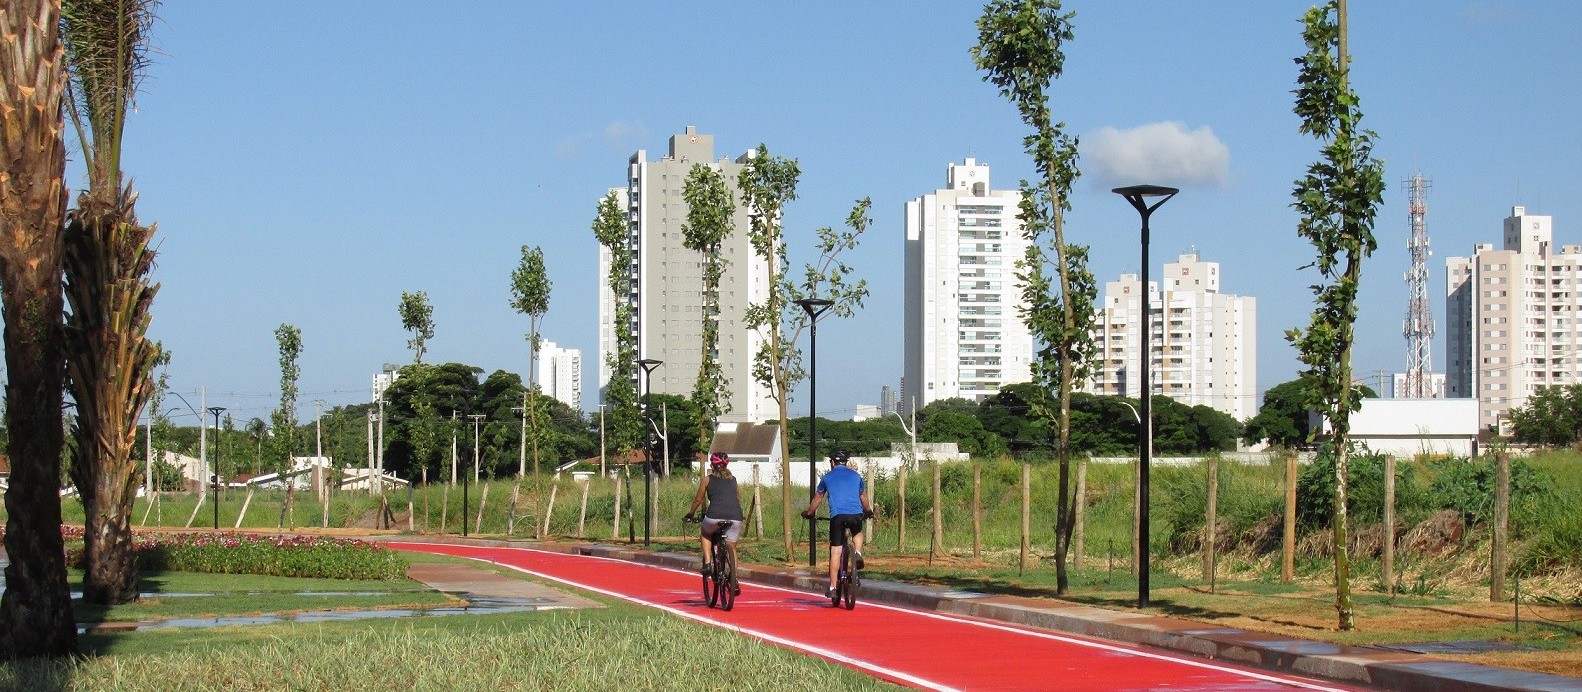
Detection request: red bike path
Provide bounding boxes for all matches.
[393,541,1366,691]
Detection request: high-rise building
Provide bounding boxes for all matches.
[879,385,897,417]
[537,340,582,410]
[902,158,1033,415]
[1085,252,1256,421]
[372,363,400,402]
[1446,206,1573,431]
[596,126,775,423]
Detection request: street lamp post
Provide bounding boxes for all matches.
[207,406,226,530]
[795,298,834,567]
[637,358,663,548]
[1113,184,1178,609]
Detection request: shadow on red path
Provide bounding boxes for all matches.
[394,542,1367,691]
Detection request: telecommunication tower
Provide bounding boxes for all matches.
[1402,172,1436,398]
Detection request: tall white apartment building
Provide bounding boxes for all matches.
[536,340,582,410]
[903,158,1033,414]
[1085,252,1256,421]
[596,126,775,423]
[1446,206,1574,432]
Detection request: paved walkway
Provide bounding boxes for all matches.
[383,536,1582,692]
[406,561,601,610]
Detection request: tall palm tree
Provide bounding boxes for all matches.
[0,0,79,658]
[60,0,161,606]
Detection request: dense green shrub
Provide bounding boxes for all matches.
[1295,448,1422,531]
[71,533,409,580]
[1423,456,1553,528]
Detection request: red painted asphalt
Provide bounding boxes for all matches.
[394,542,1370,691]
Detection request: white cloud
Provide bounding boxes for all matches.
[1084,121,1229,188]
[556,121,651,160]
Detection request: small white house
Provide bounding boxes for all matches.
[1316,398,1479,458]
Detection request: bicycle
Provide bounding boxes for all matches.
[816,515,860,610]
[684,516,736,611]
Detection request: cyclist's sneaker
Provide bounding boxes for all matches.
[824,586,835,599]
[853,551,865,570]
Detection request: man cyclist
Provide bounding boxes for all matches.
[684,452,744,595]
[801,448,874,599]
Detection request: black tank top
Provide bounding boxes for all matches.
[705,476,744,521]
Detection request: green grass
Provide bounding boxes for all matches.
[5,604,903,691]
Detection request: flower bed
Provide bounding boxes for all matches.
[62,532,408,581]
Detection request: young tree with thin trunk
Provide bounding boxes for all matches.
[272,324,303,524]
[0,0,79,659]
[592,192,641,456]
[973,0,1092,594]
[60,0,161,607]
[682,163,735,455]
[1289,0,1386,631]
[509,245,552,476]
[739,146,871,561]
[399,290,435,365]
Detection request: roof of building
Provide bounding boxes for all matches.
[709,422,780,457]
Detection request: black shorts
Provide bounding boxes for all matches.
[828,514,864,547]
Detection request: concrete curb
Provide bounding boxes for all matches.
[385,537,1582,692]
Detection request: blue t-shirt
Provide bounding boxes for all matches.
[816,465,865,517]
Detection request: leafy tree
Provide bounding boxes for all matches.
[382,362,483,480]
[974,0,1091,592]
[398,290,435,365]
[978,383,1054,454]
[739,147,871,561]
[1242,379,1312,448]
[509,245,551,477]
[592,192,641,459]
[0,0,78,658]
[1507,384,1581,446]
[59,0,162,608]
[682,163,736,453]
[1288,0,1386,631]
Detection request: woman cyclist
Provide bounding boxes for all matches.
[684,452,744,595]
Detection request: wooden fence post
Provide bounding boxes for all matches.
[612,472,624,540]
[1020,462,1031,574]
[1074,459,1086,570]
[931,458,943,560]
[542,479,560,537]
[972,463,982,561]
[1384,454,1396,596]
[1282,451,1297,583]
[1203,456,1218,589]
[577,479,590,538]
[1491,451,1511,602]
[897,462,908,552]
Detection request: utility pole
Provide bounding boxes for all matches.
[598,404,606,477]
[366,410,376,494]
[450,410,459,484]
[517,390,528,477]
[313,399,325,499]
[199,387,208,502]
[469,414,485,483]
[376,397,386,495]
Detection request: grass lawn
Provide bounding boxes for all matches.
[0,553,902,690]
[8,595,901,691]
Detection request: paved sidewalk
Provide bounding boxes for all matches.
[383,536,1582,692]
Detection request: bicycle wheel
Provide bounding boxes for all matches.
[703,560,718,608]
[718,549,736,611]
[841,533,857,610]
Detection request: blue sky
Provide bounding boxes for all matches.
[104,2,1580,424]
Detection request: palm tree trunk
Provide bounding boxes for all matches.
[0,0,78,658]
